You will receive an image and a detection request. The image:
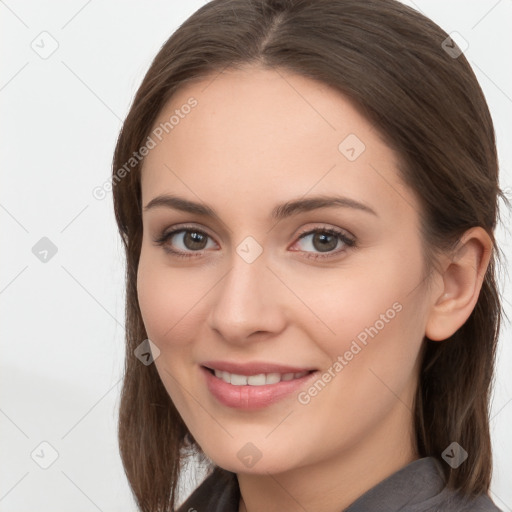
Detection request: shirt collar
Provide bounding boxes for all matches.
[344,456,446,511]
[192,456,448,512]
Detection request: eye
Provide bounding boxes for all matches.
[153,224,356,260]
[291,227,356,260]
[153,225,217,258]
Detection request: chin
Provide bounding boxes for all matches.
[205,448,298,476]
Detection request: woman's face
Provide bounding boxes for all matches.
[137,65,437,474]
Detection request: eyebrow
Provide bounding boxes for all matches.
[143,193,378,220]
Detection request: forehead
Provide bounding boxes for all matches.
[140,66,417,224]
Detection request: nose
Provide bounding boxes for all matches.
[207,249,287,345]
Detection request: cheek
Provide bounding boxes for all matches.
[136,251,211,348]
[316,289,413,388]
[308,245,427,399]
[136,246,178,342]
[302,267,420,355]
[299,300,423,454]
[136,256,201,412]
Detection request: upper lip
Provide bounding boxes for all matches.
[201,360,317,375]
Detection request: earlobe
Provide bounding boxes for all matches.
[425,227,493,342]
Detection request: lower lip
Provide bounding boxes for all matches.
[201,366,318,410]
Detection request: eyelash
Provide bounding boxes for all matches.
[153,224,356,260]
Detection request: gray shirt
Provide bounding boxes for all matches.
[177,456,502,511]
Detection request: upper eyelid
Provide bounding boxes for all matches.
[159,222,352,236]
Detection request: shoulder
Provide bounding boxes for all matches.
[457,494,503,512]
[420,457,503,512]
[428,487,503,512]
[176,466,240,512]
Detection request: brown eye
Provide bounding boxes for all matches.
[293,227,356,260]
[181,230,208,250]
[153,227,217,257]
[310,232,339,252]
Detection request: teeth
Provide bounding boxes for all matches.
[213,369,310,386]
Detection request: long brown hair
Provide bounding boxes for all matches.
[112,1,508,510]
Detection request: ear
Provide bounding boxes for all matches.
[425,227,493,342]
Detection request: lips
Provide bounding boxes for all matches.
[200,361,319,409]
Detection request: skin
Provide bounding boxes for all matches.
[136,65,492,512]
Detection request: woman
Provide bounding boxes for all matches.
[112,0,507,510]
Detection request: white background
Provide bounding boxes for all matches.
[1,1,511,511]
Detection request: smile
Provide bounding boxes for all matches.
[209,368,312,386]
[201,366,319,409]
